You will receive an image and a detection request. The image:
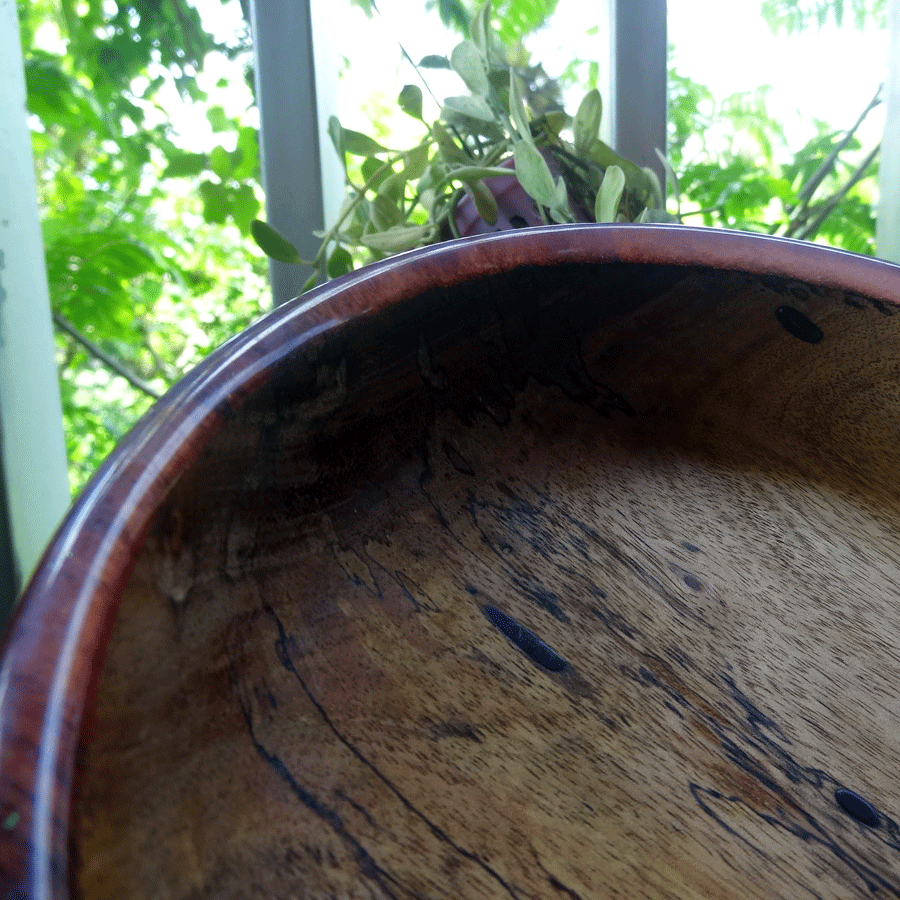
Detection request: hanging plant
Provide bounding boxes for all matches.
[252,0,675,292]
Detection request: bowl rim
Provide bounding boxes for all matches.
[3,223,900,897]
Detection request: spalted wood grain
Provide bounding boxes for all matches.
[4,226,900,899]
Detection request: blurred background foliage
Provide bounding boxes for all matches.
[19,0,267,492]
[19,0,884,493]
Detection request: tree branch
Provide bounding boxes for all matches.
[783,85,882,235]
[793,142,881,241]
[52,312,162,400]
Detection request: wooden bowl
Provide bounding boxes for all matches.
[3,225,900,899]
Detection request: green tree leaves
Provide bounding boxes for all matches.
[668,65,879,252]
[22,0,267,492]
[163,152,209,179]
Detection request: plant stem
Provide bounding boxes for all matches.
[792,143,880,241]
[397,41,443,112]
[784,86,882,233]
[53,312,162,399]
[311,140,433,266]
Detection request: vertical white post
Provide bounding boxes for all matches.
[878,0,900,261]
[596,0,616,149]
[250,0,343,305]
[609,0,668,188]
[0,0,71,599]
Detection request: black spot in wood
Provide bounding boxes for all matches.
[681,541,701,553]
[481,604,568,672]
[789,284,809,301]
[465,585,478,595]
[683,573,703,591]
[775,305,823,344]
[835,789,880,828]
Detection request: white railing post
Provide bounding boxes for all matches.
[250,0,343,305]
[878,0,900,261]
[0,0,71,607]
[600,0,668,189]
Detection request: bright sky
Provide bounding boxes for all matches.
[666,0,885,147]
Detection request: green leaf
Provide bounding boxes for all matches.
[440,107,504,140]
[655,148,681,207]
[103,241,158,277]
[595,165,626,222]
[555,176,568,210]
[432,120,469,165]
[232,185,261,234]
[359,224,433,253]
[450,41,490,97]
[370,193,404,230]
[573,89,602,155]
[198,180,230,224]
[398,84,424,120]
[162,152,208,178]
[419,55,451,69]
[24,60,75,118]
[442,95,495,123]
[361,157,392,190]
[404,145,430,180]
[342,127,388,157]
[641,166,664,208]
[206,105,230,133]
[378,170,407,205]
[327,245,354,278]
[328,115,345,164]
[209,145,232,179]
[513,141,558,210]
[540,110,568,138]
[442,165,515,184]
[232,127,260,180]
[251,219,302,264]
[351,197,372,231]
[508,73,531,142]
[470,0,492,56]
[468,180,499,225]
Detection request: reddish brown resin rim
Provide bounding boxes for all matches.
[2,224,900,897]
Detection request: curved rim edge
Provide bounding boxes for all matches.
[1,224,899,896]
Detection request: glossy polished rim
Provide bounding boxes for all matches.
[2,224,900,897]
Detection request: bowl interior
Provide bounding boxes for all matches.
[71,255,900,899]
